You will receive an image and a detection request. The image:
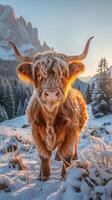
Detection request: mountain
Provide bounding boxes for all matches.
[0,4,50,60]
[74,78,88,99]
[79,76,91,83]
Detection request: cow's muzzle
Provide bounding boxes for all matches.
[41,88,63,112]
[42,88,62,101]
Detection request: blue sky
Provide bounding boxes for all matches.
[1,0,112,76]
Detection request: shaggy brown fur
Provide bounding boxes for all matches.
[8,37,94,180]
[16,52,88,180]
[26,87,87,179]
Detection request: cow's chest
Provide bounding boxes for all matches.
[34,114,68,150]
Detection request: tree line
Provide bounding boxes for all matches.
[0,76,32,122]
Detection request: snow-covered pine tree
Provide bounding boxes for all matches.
[0,104,8,122]
[106,66,112,112]
[4,80,15,119]
[0,74,33,119]
[91,58,112,117]
[86,84,92,104]
[17,101,23,116]
[0,77,6,106]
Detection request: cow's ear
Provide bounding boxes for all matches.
[17,62,33,83]
[68,62,85,80]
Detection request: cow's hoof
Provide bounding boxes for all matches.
[61,169,67,180]
[37,175,49,181]
[55,152,61,161]
[38,171,50,181]
[72,154,78,160]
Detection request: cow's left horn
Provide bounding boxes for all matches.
[67,36,94,62]
[7,41,34,63]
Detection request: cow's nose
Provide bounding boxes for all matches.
[43,89,61,100]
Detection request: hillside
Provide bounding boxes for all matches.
[0,108,112,199]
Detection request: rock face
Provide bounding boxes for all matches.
[0,4,50,59]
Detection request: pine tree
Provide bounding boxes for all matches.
[0,77,6,106]
[91,58,112,117]
[0,75,32,119]
[4,80,15,119]
[86,84,92,104]
[106,67,112,111]
[17,101,23,116]
[0,104,8,122]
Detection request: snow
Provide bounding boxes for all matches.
[0,175,14,192]
[0,106,112,199]
[1,115,28,128]
[87,105,112,128]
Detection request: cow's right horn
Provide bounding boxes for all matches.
[7,41,34,63]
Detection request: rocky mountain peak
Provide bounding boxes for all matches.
[0,5,16,24]
[42,41,50,51]
[0,4,50,57]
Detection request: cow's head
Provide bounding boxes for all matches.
[8,37,94,113]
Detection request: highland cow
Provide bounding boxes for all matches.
[8,37,94,180]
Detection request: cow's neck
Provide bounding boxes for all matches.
[40,105,59,151]
[41,105,59,124]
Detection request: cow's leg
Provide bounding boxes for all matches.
[72,142,78,160]
[55,124,67,161]
[72,131,80,160]
[55,150,61,161]
[39,156,51,181]
[61,156,71,179]
[32,122,51,181]
[58,130,80,178]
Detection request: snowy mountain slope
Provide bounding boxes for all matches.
[79,76,91,83]
[0,4,50,61]
[0,107,112,199]
[73,78,88,99]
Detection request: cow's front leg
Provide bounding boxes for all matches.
[72,131,80,160]
[32,122,51,181]
[61,156,71,179]
[72,142,78,160]
[58,129,80,178]
[39,157,51,181]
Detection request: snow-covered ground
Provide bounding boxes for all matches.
[0,107,112,200]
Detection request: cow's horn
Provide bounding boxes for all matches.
[67,36,94,62]
[7,41,34,63]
